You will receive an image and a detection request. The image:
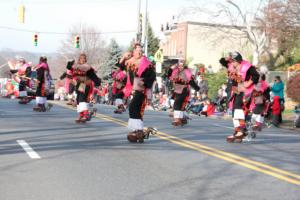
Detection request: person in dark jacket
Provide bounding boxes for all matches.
[66,53,101,123]
[33,56,51,112]
[168,60,200,126]
[124,44,156,143]
[220,52,259,143]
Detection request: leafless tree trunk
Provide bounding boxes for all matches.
[257,0,300,69]
[58,23,109,76]
[183,0,268,66]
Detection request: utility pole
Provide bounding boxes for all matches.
[144,0,148,56]
[136,0,142,43]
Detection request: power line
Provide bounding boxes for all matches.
[3,0,130,5]
[0,25,136,35]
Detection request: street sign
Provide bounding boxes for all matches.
[154,49,163,63]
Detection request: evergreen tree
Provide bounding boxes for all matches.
[101,39,123,79]
[125,22,160,57]
[146,22,160,57]
[127,39,136,52]
[108,38,122,67]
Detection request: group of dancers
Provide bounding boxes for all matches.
[219,52,270,142]
[9,44,270,143]
[8,56,52,112]
[108,47,269,143]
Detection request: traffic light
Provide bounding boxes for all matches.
[33,33,38,46]
[74,35,80,48]
[18,4,25,23]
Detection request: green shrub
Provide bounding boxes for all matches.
[206,70,227,99]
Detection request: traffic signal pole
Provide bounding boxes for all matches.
[33,33,38,46]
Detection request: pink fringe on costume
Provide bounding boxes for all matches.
[112,69,126,81]
[123,56,151,98]
[21,63,30,70]
[184,69,192,81]
[240,61,252,81]
[249,80,269,111]
[170,68,192,82]
[36,62,49,71]
[260,80,269,92]
[64,70,73,93]
[241,61,254,98]
[112,70,118,79]
[137,56,151,77]
[65,78,70,93]
[112,82,117,95]
[123,75,133,98]
[228,61,253,110]
[112,69,126,95]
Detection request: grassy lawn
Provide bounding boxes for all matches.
[283,109,294,115]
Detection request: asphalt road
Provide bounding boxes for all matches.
[1,98,300,200]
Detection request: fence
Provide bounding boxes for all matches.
[266,71,300,84]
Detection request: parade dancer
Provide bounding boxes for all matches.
[8,57,32,104]
[250,73,270,132]
[112,60,127,114]
[66,53,101,123]
[125,44,156,142]
[220,52,259,143]
[168,60,200,126]
[33,56,51,112]
[60,69,76,106]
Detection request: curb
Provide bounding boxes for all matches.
[209,114,300,133]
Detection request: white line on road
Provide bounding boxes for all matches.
[213,124,234,130]
[17,140,41,159]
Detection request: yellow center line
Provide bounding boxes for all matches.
[156,131,300,180]
[155,132,300,186]
[51,101,300,187]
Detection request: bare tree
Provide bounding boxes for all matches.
[183,0,268,66]
[58,23,108,76]
[184,0,300,68]
[256,0,300,69]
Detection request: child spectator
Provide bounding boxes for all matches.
[200,99,215,117]
[271,96,281,127]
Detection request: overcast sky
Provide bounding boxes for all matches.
[0,0,263,53]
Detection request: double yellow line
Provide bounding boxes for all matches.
[52,101,300,187]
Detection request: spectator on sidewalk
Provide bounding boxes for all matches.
[271,76,285,122]
[271,96,282,127]
[271,76,284,103]
[198,75,208,96]
[215,84,227,112]
[200,99,215,117]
